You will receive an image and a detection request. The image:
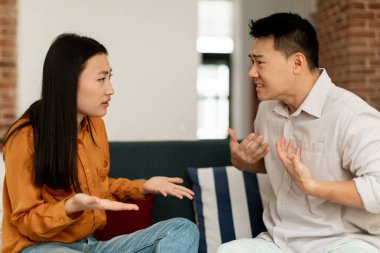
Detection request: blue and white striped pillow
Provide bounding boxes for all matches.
[187,166,266,253]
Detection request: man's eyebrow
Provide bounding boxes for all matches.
[248,54,264,58]
[252,54,263,58]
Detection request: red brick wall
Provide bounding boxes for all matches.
[316,0,380,110]
[0,0,17,139]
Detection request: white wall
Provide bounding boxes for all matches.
[18,0,198,141]
[232,0,316,139]
[18,0,316,141]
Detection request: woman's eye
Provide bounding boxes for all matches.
[98,78,106,82]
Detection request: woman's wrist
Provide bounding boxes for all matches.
[64,196,81,216]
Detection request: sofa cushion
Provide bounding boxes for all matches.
[187,166,266,253]
[94,196,154,241]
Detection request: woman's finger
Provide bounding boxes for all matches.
[161,188,183,199]
[173,185,194,196]
[166,177,184,184]
[175,189,193,200]
[169,189,184,199]
[159,189,168,197]
[83,197,139,211]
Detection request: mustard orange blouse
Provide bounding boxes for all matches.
[2,117,146,253]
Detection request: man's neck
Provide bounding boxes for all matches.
[285,69,321,114]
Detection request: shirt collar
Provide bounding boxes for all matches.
[273,68,334,118]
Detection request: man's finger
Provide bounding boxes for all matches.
[276,137,285,155]
[296,147,301,158]
[228,128,239,147]
[287,139,294,155]
[255,142,270,157]
[291,148,302,164]
[249,134,265,150]
[240,133,256,148]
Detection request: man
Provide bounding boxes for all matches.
[218,13,380,253]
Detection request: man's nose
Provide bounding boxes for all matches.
[248,64,259,79]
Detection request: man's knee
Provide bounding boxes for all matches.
[217,241,233,253]
[217,239,246,253]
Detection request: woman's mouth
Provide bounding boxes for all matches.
[101,100,110,107]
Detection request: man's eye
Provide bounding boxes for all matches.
[98,78,106,81]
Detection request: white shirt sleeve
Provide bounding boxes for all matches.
[341,107,380,214]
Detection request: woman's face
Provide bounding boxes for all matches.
[77,53,114,124]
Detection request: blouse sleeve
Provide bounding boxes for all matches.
[4,129,81,241]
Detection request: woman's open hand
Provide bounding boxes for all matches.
[143,176,194,200]
[64,193,139,216]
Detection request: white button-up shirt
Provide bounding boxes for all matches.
[255,69,380,252]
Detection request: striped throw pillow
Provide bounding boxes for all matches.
[187,166,266,253]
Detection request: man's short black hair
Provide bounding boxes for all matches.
[249,12,319,69]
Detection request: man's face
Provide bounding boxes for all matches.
[248,36,294,102]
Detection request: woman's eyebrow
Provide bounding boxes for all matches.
[98,68,112,75]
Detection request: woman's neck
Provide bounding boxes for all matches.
[77,114,85,130]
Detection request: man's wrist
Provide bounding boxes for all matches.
[304,179,321,197]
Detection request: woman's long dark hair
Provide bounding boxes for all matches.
[2,33,108,192]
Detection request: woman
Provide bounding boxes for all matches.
[2,33,199,253]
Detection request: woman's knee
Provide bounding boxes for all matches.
[170,217,199,242]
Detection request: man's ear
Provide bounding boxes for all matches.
[292,52,307,74]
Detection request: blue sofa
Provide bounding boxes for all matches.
[107,139,266,246]
[108,139,232,222]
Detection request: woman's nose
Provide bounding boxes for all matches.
[106,81,114,95]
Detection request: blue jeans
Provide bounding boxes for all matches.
[22,218,199,253]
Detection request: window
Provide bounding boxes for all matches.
[197,0,234,139]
